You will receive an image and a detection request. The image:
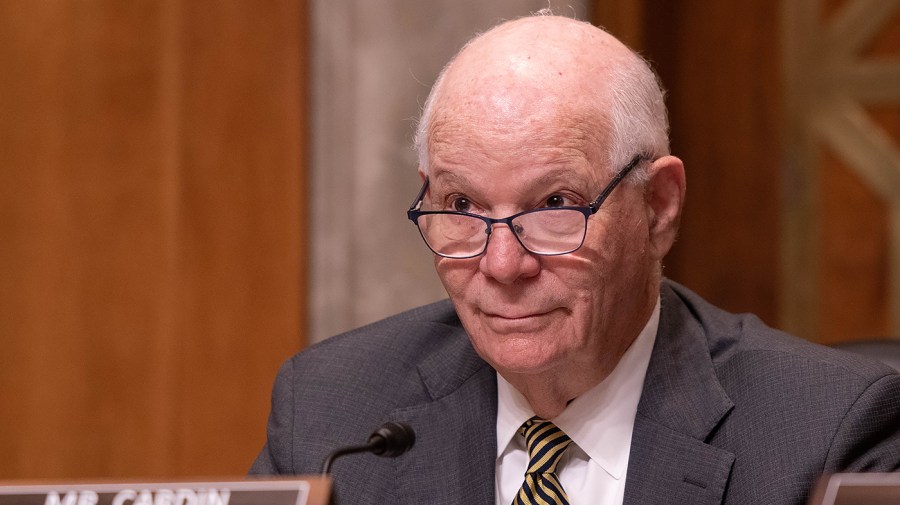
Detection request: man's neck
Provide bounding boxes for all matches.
[505,350,627,419]
[510,379,576,419]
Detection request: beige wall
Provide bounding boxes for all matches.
[308,0,589,341]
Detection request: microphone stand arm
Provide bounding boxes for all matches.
[320,438,384,476]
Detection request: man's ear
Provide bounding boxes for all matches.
[418,168,427,182]
[643,155,686,261]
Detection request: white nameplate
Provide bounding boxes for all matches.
[0,478,330,505]
[809,473,900,505]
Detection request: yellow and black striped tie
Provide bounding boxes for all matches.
[513,417,572,505]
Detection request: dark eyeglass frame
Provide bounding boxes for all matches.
[406,155,645,258]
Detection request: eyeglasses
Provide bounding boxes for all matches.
[406,155,644,259]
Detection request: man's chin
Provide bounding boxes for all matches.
[475,338,564,376]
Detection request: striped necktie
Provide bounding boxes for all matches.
[513,417,573,505]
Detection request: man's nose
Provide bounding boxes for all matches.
[478,224,540,284]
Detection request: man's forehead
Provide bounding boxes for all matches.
[427,100,610,163]
[427,125,608,194]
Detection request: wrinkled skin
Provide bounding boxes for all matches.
[422,16,686,418]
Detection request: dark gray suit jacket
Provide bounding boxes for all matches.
[250,280,900,504]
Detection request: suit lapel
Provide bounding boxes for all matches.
[388,323,498,505]
[381,281,736,505]
[624,283,736,505]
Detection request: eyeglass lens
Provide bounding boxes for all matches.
[416,208,587,258]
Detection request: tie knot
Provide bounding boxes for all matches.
[519,417,572,475]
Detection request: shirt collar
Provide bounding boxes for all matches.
[496,297,660,480]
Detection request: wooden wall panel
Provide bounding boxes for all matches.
[0,0,307,479]
[173,0,307,475]
[0,1,175,478]
[819,149,890,343]
[598,0,783,326]
[590,0,645,51]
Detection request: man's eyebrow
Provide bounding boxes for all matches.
[428,170,472,191]
[532,167,591,186]
[526,168,599,197]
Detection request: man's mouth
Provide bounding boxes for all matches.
[480,308,559,332]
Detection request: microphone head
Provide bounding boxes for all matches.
[368,421,416,457]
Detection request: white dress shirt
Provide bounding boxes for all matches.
[495,298,659,505]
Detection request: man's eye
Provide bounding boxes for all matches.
[452,197,471,212]
[545,195,567,207]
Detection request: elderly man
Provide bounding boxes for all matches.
[251,14,900,505]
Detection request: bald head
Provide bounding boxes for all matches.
[416,15,669,176]
[409,16,686,414]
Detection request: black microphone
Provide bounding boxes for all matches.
[320,421,416,475]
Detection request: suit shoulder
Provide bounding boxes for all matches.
[307,298,458,347]
[663,279,898,385]
[281,299,469,384]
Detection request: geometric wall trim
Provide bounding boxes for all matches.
[782,0,900,339]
